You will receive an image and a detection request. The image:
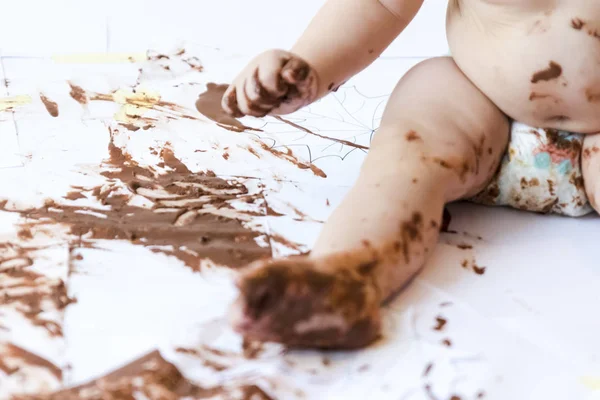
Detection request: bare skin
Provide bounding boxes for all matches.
[223,0,600,349]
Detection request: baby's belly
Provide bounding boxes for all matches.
[447,1,600,134]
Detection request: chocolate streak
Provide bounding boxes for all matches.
[258,143,327,178]
[1,343,62,380]
[273,116,369,150]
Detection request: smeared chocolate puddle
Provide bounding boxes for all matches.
[195,83,260,132]
[1,131,272,270]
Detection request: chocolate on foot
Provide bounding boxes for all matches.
[229,255,382,349]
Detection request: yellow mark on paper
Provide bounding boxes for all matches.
[51,53,147,64]
[0,95,32,112]
[581,376,600,391]
[110,88,162,123]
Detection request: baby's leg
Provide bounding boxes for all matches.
[231,57,509,349]
[581,134,600,212]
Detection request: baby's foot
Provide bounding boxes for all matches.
[229,254,382,349]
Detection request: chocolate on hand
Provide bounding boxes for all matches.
[229,255,382,349]
[221,50,319,117]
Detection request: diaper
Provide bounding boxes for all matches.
[470,122,593,217]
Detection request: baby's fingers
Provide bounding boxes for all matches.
[245,69,282,107]
[258,54,289,96]
[236,80,270,117]
[221,85,243,118]
[281,57,310,85]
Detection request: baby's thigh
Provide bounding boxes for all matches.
[370,57,510,200]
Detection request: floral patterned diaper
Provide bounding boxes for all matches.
[470,122,593,217]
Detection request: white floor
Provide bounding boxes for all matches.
[1,1,600,399]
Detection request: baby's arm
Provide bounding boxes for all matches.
[292,0,424,99]
[222,0,424,117]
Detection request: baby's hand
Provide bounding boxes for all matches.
[221,50,319,117]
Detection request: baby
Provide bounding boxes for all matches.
[223,0,600,349]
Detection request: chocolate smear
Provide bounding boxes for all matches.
[18,227,33,240]
[195,83,260,132]
[405,130,421,142]
[119,123,141,131]
[529,92,552,101]
[23,350,246,400]
[269,233,306,253]
[1,342,62,380]
[531,61,562,83]
[585,88,600,102]
[398,212,423,263]
[545,129,581,152]
[473,264,486,275]
[1,133,271,270]
[28,349,277,400]
[242,338,265,359]
[422,362,433,377]
[68,83,88,105]
[258,142,327,178]
[39,94,59,117]
[572,18,585,30]
[265,202,285,217]
[433,316,447,331]
[184,56,204,72]
[63,191,86,201]
[175,347,228,372]
[0,243,75,337]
